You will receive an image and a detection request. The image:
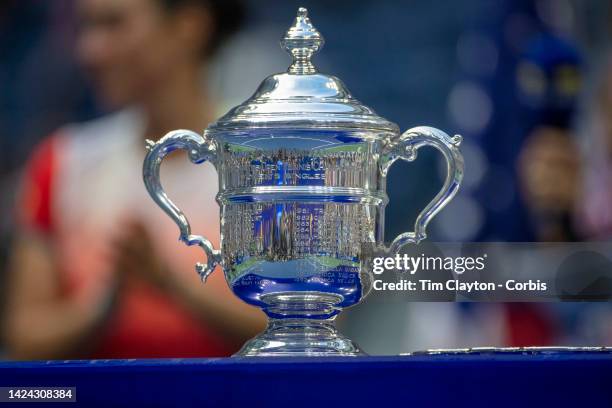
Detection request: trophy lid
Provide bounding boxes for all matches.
[208,7,399,134]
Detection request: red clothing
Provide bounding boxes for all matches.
[17,110,233,357]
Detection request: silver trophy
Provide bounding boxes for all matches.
[143,8,463,356]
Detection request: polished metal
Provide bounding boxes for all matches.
[143,7,464,356]
[282,6,323,75]
[207,7,398,134]
[405,347,612,356]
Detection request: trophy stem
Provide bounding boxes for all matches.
[234,292,365,357]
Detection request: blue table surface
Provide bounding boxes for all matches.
[1,352,611,407]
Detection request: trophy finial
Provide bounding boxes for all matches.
[281,7,324,75]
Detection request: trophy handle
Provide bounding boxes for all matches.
[143,129,221,282]
[382,126,464,253]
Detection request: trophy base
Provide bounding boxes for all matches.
[234,292,365,357]
[234,318,365,357]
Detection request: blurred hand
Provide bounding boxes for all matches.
[111,221,174,292]
[518,127,580,214]
[109,220,265,343]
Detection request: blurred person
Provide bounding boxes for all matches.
[511,35,585,347]
[517,34,582,242]
[519,52,612,241]
[517,47,612,346]
[2,0,265,360]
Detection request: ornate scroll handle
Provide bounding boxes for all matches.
[381,126,464,254]
[143,130,221,282]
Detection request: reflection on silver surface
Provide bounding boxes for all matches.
[142,8,464,356]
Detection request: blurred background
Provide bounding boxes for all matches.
[0,0,611,359]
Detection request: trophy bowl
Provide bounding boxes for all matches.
[143,8,463,356]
